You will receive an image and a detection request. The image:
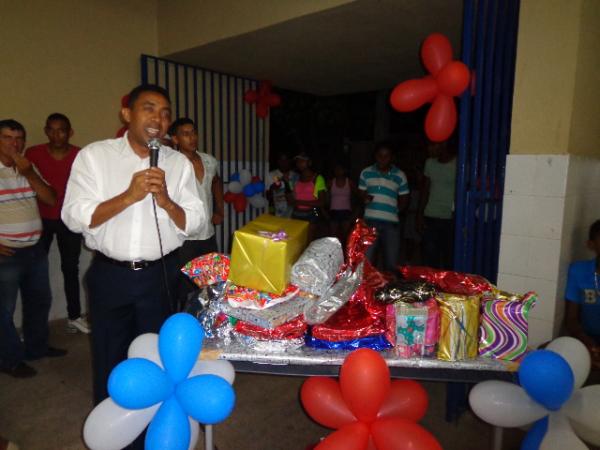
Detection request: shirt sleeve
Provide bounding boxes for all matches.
[314,175,327,197]
[397,171,410,196]
[358,169,367,191]
[565,263,582,303]
[173,157,205,237]
[61,149,104,235]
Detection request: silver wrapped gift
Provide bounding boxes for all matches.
[290,237,344,296]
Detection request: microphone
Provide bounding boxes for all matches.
[148,138,160,167]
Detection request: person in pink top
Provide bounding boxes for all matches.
[327,163,356,246]
[26,113,89,334]
[290,152,327,242]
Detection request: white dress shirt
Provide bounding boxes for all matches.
[62,134,205,261]
[188,151,218,241]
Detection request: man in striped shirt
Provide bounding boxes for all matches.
[0,119,67,378]
[358,142,409,272]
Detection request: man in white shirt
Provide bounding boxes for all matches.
[62,85,204,405]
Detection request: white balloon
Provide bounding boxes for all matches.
[83,398,159,450]
[563,386,600,445]
[189,359,236,385]
[540,411,588,450]
[469,380,548,427]
[546,337,591,389]
[188,418,199,450]
[239,169,252,186]
[249,195,268,209]
[227,181,243,194]
[127,333,162,368]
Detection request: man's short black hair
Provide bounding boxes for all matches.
[127,84,171,109]
[0,119,26,138]
[589,220,600,241]
[168,117,196,136]
[46,113,71,130]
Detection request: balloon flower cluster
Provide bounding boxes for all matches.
[390,33,471,142]
[83,313,236,450]
[225,169,268,213]
[469,337,600,450]
[302,349,441,450]
[244,80,281,118]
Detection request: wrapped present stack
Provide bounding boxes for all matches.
[181,215,538,363]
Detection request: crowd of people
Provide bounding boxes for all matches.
[1,83,599,450]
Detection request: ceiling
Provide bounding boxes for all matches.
[164,0,464,96]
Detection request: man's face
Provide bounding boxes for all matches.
[172,124,198,153]
[375,147,392,169]
[0,127,25,161]
[45,119,71,149]
[587,235,600,256]
[122,91,171,149]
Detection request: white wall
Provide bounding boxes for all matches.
[497,154,600,347]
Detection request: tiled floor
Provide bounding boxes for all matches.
[0,320,557,450]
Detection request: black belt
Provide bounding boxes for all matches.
[95,252,164,271]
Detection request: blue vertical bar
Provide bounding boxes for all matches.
[202,71,207,152]
[219,73,225,252]
[184,67,189,118]
[234,79,240,235]
[455,0,475,272]
[226,76,232,247]
[174,64,180,118]
[154,57,159,85]
[164,61,169,91]
[193,69,198,130]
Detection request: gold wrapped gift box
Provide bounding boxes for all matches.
[229,214,309,295]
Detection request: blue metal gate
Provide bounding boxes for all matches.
[140,55,269,253]
[454,0,520,283]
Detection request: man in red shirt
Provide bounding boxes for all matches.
[26,113,89,334]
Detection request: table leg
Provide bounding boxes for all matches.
[491,426,503,450]
[205,424,213,450]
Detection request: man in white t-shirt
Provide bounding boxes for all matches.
[170,118,224,303]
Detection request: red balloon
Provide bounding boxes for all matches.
[251,175,261,183]
[267,93,281,108]
[390,78,438,112]
[340,349,390,423]
[421,33,453,76]
[366,437,377,450]
[233,193,247,212]
[301,377,357,429]
[378,380,429,422]
[425,94,456,142]
[224,191,236,203]
[371,417,442,450]
[315,422,370,450]
[436,61,470,96]
[259,80,272,95]
[256,103,269,118]
[244,90,258,103]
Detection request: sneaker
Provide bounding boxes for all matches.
[24,346,68,361]
[0,362,37,378]
[67,317,91,334]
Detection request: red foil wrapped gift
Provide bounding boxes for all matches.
[399,266,494,296]
[234,316,307,340]
[311,220,395,343]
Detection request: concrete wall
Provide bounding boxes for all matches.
[157,0,354,56]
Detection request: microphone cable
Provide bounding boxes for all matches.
[148,139,175,313]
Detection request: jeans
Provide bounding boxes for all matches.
[422,217,454,269]
[365,220,400,272]
[0,242,52,369]
[41,218,82,320]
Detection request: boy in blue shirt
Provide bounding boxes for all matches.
[565,219,600,367]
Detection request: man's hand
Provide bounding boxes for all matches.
[145,167,173,210]
[0,243,15,257]
[11,152,34,177]
[212,211,224,225]
[124,170,152,205]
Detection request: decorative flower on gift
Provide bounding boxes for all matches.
[469,337,600,450]
[398,316,425,346]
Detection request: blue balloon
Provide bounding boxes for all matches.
[518,350,574,411]
[108,359,173,409]
[229,172,240,182]
[521,416,548,450]
[253,181,265,193]
[243,183,256,197]
[176,375,236,425]
[146,396,190,450]
[159,313,205,384]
